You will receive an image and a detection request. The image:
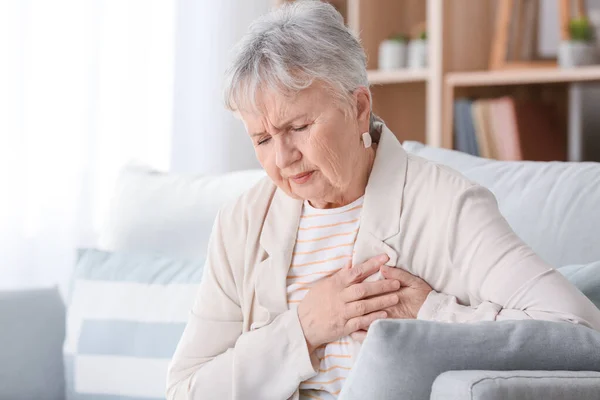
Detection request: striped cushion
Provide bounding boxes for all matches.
[64,249,204,400]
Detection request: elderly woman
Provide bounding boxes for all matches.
[167,2,600,399]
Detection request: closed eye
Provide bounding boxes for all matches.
[292,124,309,132]
[257,137,271,145]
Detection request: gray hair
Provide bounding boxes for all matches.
[223,0,372,119]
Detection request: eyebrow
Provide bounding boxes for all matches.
[250,114,308,137]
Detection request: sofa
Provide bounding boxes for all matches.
[2,143,600,400]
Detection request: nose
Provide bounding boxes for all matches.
[275,137,301,170]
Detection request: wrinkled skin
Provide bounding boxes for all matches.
[239,81,375,209]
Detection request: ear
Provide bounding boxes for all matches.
[353,86,372,135]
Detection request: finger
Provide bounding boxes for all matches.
[333,259,353,281]
[341,279,400,302]
[345,310,387,334]
[350,330,368,344]
[342,254,389,286]
[381,265,417,285]
[344,293,399,319]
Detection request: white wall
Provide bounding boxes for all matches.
[170,0,270,174]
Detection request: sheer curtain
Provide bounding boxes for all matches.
[0,0,270,294]
[171,0,268,174]
[0,0,175,293]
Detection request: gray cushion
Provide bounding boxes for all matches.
[431,370,600,400]
[558,261,600,309]
[0,287,66,400]
[339,320,600,400]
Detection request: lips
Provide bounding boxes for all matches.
[289,171,314,184]
[291,171,311,179]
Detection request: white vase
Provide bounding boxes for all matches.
[378,40,407,70]
[558,41,597,68]
[407,39,428,69]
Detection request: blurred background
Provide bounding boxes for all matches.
[2,0,600,293]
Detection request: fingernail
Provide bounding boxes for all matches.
[392,280,401,289]
[379,254,389,262]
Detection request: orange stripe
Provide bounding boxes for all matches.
[318,365,352,373]
[287,286,312,293]
[303,376,346,385]
[329,341,350,346]
[288,299,302,303]
[301,205,363,218]
[318,354,352,361]
[290,255,351,269]
[287,268,341,279]
[292,242,354,256]
[287,280,316,285]
[296,229,358,243]
[332,389,342,395]
[299,219,359,231]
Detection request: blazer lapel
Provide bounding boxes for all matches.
[352,124,408,280]
[254,188,303,324]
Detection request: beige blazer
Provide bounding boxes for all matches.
[166,125,600,400]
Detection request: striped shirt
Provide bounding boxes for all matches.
[287,196,364,400]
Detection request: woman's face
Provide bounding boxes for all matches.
[239,81,371,208]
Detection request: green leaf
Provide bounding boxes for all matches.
[569,17,594,42]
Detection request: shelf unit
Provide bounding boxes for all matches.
[446,66,600,87]
[444,66,600,153]
[367,69,429,85]
[275,0,596,160]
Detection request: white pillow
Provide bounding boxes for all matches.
[98,165,266,259]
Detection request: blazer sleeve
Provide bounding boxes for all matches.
[166,209,318,400]
[416,185,600,331]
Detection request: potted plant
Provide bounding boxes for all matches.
[378,33,408,70]
[558,17,597,67]
[407,31,428,69]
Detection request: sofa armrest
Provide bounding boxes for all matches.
[430,370,600,400]
[0,287,66,400]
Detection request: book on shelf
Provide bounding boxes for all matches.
[454,96,566,161]
[471,99,497,159]
[487,97,522,161]
[453,98,480,157]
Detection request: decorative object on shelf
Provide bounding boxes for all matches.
[558,16,597,67]
[407,31,428,69]
[378,34,408,70]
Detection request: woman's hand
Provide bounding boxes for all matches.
[350,265,433,343]
[298,254,401,354]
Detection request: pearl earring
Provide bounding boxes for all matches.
[362,131,372,148]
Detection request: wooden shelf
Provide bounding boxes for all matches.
[447,66,600,88]
[368,69,429,84]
